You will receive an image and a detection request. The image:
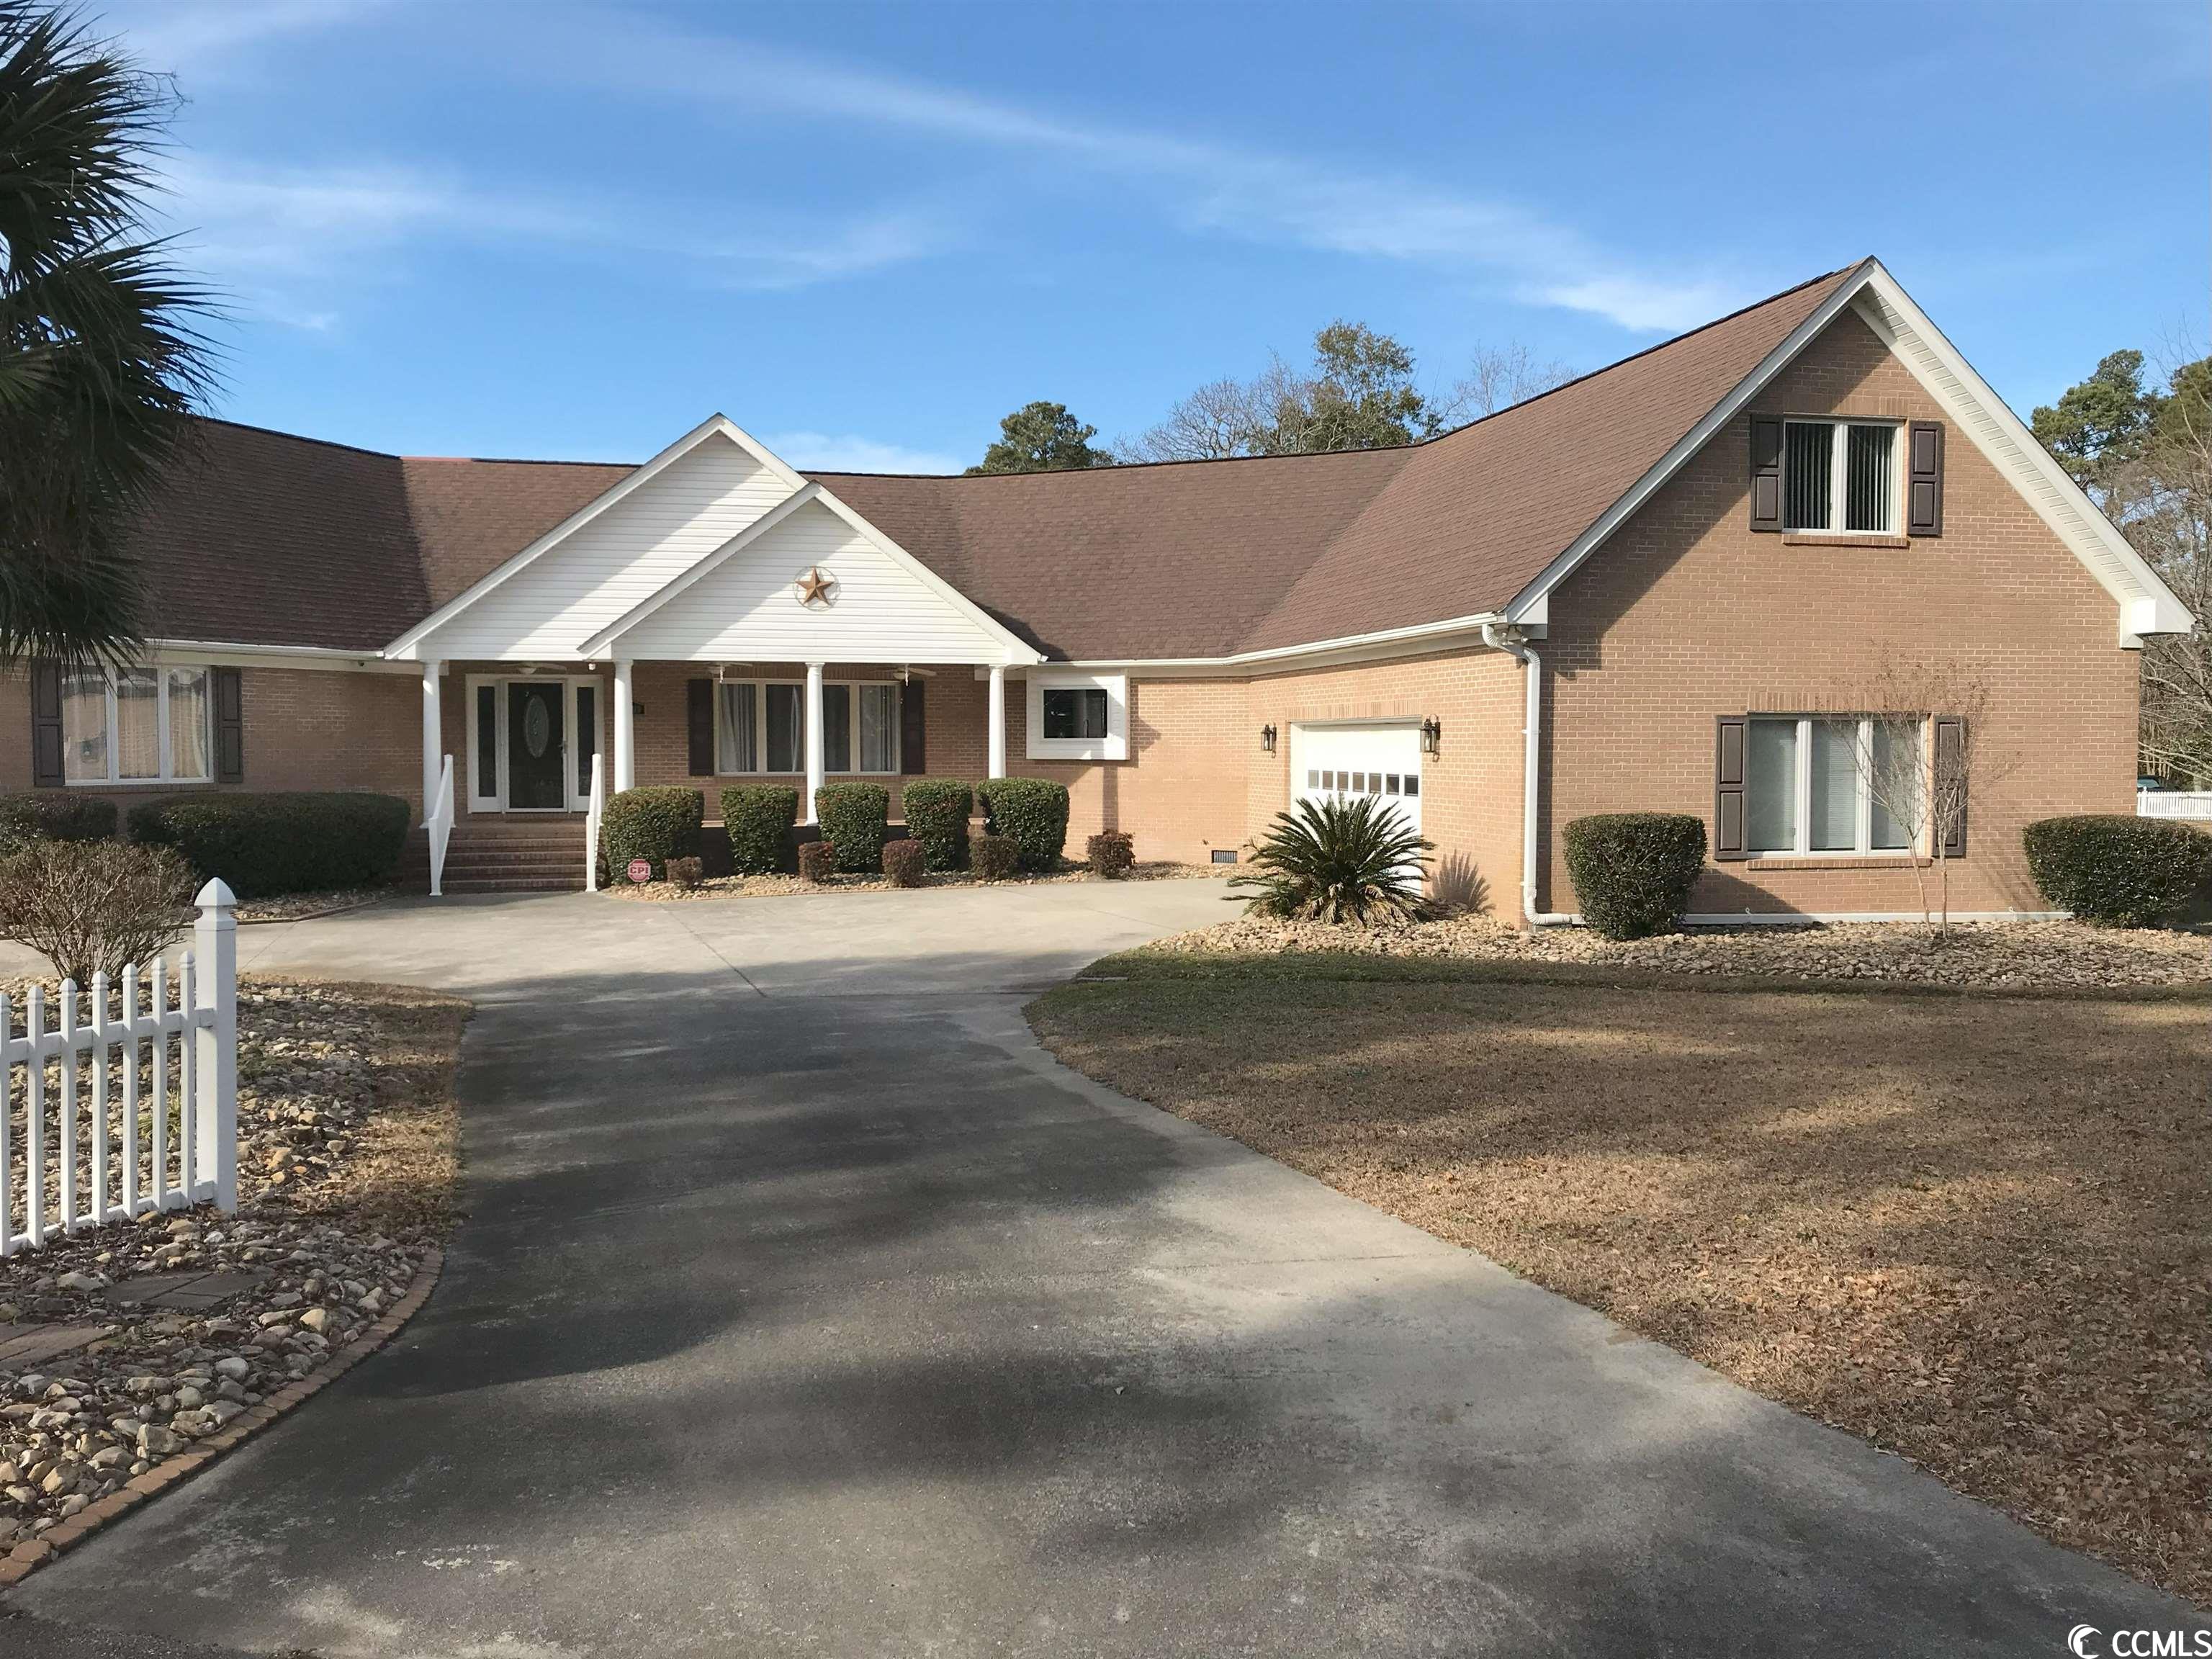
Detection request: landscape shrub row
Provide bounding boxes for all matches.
[128,792,411,899]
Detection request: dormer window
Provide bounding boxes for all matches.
[1784,419,1899,534]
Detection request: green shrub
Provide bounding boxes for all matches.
[971,832,1019,882]
[814,782,890,873]
[2023,814,2212,927]
[0,792,117,857]
[1230,796,1430,925]
[799,838,837,882]
[598,786,703,883]
[721,785,799,875]
[1563,812,1707,940]
[979,777,1070,872]
[902,778,973,871]
[127,792,410,899]
[1087,830,1135,878]
[881,838,926,888]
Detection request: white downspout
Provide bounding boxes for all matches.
[1481,621,1555,927]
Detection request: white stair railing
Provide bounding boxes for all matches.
[584,752,606,891]
[1,880,238,1254]
[426,753,456,897]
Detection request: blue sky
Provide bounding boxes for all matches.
[99,0,2211,472]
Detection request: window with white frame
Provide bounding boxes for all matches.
[1783,419,1899,534]
[1745,715,1922,855]
[714,679,899,775]
[60,665,212,785]
[1026,671,1128,761]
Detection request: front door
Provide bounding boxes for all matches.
[507,682,567,809]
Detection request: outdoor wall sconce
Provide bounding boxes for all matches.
[1420,717,1442,756]
[1260,724,1277,754]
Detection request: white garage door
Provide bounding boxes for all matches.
[1292,721,1422,836]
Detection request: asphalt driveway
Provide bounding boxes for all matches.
[3,883,2203,1656]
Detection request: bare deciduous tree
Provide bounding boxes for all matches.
[1842,660,2015,933]
[1431,343,1573,425]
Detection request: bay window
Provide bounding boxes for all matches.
[714,678,900,776]
[1784,419,1899,534]
[1744,715,1921,856]
[60,665,213,786]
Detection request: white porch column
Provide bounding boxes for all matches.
[420,660,443,821]
[986,664,1007,778]
[612,659,636,792]
[804,661,827,822]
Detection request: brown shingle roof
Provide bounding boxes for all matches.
[129,266,1855,660]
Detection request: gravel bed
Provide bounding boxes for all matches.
[0,977,466,1551]
[233,888,390,925]
[608,860,1230,902]
[1146,913,2212,989]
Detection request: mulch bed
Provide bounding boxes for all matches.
[0,976,467,1555]
[1029,966,2212,1606]
[1149,913,2212,990]
[233,888,391,925]
[606,860,1229,901]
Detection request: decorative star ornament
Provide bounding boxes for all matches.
[794,566,837,608]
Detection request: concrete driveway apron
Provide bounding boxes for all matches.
[4,884,2203,1656]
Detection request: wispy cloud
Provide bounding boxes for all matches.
[530,14,1754,333]
[763,431,965,475]
[99,0,386,82]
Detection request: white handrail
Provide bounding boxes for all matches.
[584,750,606,891]
[427,752,456,897]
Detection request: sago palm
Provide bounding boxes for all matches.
[0,2,213,667]
[1229,794,1432,925]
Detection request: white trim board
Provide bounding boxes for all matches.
[1502,258,2190,645]
[384,415,806,661]
[146,639,420,675]
[577,482,1043,666]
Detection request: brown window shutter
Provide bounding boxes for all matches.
[29,660,64,787]
[898,677,925,775]
[212,667,245,783]
[1748,416,1784,532]
[1907,421,1943,536]
[686,678,714,776]
[1714,716,1748,860]
[1933,716,1966,857]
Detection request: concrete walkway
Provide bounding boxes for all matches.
[4,884,2203,1656]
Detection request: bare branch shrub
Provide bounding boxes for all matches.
[0,839,197,984]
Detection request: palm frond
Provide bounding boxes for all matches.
[1228,795,1432,925]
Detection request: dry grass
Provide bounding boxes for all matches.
[1029,971,2212,1605]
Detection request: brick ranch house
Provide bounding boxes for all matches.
[2,258,2189,919]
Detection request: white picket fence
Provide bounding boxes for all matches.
[2138,791,2212,820]
[0,879,238,1255]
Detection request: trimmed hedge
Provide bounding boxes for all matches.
[599,786,703,883]
[721,785,799,875]
[814,782,891,873]
[902,778,973,871]
[979,777,1070,872]
[881,839,926,888]
[1563,812,1707,940]
[971,832,1020,882]
[127,791,410,899]
[1087,830,1135,878]
[0,792,117,858]
[799,838,837,882]
[2023,814,2212,927]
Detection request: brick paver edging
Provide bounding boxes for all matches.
[0,1244,446,1588]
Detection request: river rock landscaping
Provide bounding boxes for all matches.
[1146,913,2212,989]
[607,859,1229,901]
[0,978,466,1554]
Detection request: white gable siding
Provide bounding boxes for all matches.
[607,500,1007,663]
[418,434,796,659]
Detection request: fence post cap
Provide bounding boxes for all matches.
[193,878,238,910]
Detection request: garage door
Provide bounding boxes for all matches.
[1292,721,1422,836]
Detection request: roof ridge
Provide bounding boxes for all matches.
[404,453,637,469]
[191,414,403,462]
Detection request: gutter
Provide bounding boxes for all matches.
[1481,621,1569,927]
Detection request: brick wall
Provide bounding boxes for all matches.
[1542,307,2141,917]
[1,662,421,822]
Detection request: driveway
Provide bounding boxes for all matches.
[4,884,2203,1656]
